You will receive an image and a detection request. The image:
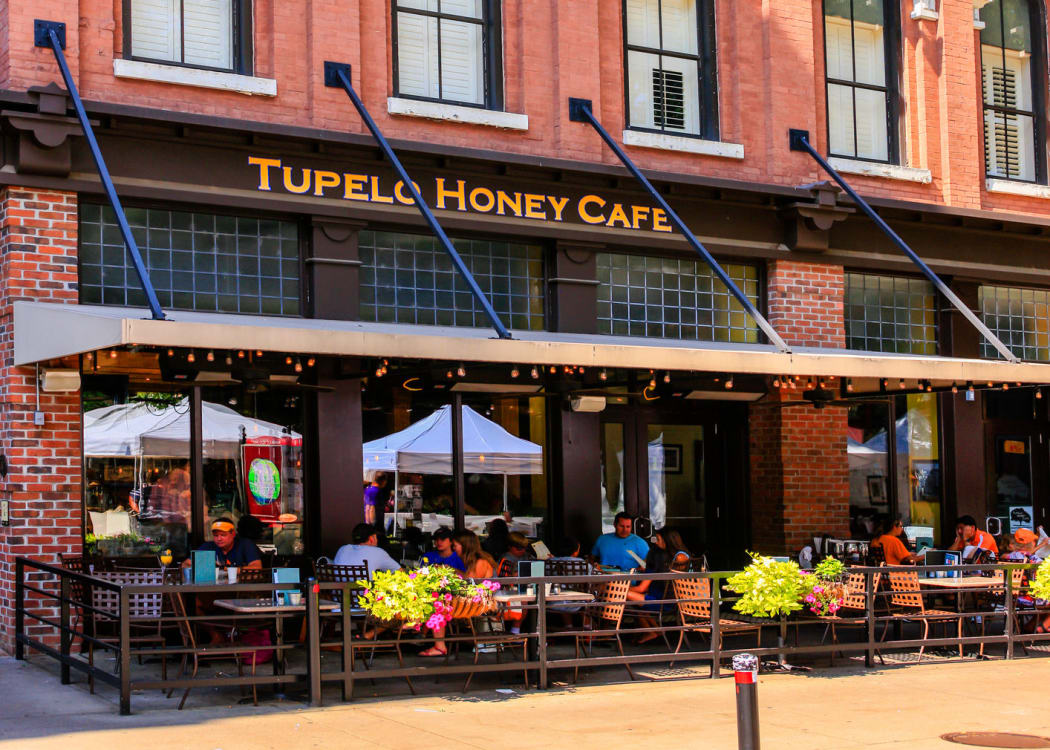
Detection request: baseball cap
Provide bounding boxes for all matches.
[1015,528,1037,545]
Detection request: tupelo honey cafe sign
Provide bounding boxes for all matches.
[247,156,674,233]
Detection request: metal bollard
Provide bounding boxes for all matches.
[733,653,760,750]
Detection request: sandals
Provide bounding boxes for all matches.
[418,647,447,657]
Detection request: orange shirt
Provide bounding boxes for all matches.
[873,534,911,565]
[466,558,495,579]
[970,529,998,554]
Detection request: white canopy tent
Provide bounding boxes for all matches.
[84,399,301,459]
[362,404,543,526]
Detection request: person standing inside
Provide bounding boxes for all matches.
[363,472,388,526]
[591,512,649,570]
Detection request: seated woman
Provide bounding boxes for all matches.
[419,530,496,657]
[627,527,691,644]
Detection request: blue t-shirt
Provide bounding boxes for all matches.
[421,549,466,572]
[591,533,649,571]
[197,536,262,567]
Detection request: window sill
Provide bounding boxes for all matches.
[386,97,528,130]
[112,59,277,96]
[621,130,744,159]
[827,157,932,184]
[986,178,1050,199]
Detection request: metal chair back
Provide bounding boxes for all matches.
[594,578,630,626]
[672,576,712,621]
[92,570,164,620]
[315,562,369,607]
[887,570,925,611]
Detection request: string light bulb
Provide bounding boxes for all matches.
[237,350,246,359]
[306,357,316,367]
[724,376,734,390]
[167,348,174,357]
[294,359,303,373]
[967,382,975,395]
[1003,382,1009,391]
[846,378,853,393]
[285,355,293,365]
[951,383,958,394]
[663,371,671,384]
[206,350,215,362]
[1038,389,1044,400]
[531,366,539,379]
[186,351,195,363]
[225,354,233,366]
[599,369,608,381]
[446,369,453,379]
[898,378,906,390]
[773,377,781,389]
[457,363,466,377]
[109,349,118,359]
[511,365,520,379]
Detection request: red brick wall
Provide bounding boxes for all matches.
[749,260,850,555]
[6,0,1050,219]
[0,188,81,654]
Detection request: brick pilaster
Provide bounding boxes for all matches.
[749,259,849,555]
[0,187,80,654]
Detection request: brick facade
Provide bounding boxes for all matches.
[749,260,850,554]
[0,188,81,653]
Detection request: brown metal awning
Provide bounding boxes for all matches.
[14,300,1050,384]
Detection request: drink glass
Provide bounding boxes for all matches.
[228,567,238,584]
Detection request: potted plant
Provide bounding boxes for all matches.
[358,566,500,631]
[803,557,846,616]
[727,553,809,666]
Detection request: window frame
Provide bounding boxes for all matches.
[390,0,504,111]
[121,0,253,76]
[821,0,902,165]
[979,0,1048,184]
[621,0,720,141]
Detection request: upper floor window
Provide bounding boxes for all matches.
[979,0,1046,183]
[623,0,718,139]
[823,0,899,163]
[124,0,251,73]
[393,1,503,109]
[979,285,1050,361]
[845,273,937,355]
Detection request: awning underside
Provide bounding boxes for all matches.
[15,300,1050,384]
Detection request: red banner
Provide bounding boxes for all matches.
[242,444,284,522]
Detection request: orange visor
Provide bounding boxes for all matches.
[211,521,236,534]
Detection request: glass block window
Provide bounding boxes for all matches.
[358,231,545,331]
[979,285,1050,360]
[596,252,760,342]
[844,273,937,354]
[79,204,300,315]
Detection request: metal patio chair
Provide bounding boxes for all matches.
[671,576,761,657]
[87,570,167,695]
[573,577,634,684]
[884,570,961,660]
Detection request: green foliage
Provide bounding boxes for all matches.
[1028,558,1050,601]
[813,557,845,581]
[726,553,808,618]
[357,566,499,629]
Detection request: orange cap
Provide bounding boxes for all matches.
[1015,528,1037,545]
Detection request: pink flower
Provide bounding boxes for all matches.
[813,586,824,594]
[805,594,816,603]
[444,593,452,602]
[472,595,481,603]
[440,578,449,587]
[432,592,440,598]
[491,582,501,591]
[409,572,417,579]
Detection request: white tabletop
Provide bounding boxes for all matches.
[494,590,594,604]
[213,598,339,613]
[919,577,1001,589]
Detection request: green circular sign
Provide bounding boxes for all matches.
[248,458,281,505]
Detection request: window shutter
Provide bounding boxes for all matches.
[183,0,234,70]
[438,18,484,105]
[652,69,686,131]
[130,0,180,63]
[397,12,440,99]
[824,18,853,81]
[983,51,1031,180]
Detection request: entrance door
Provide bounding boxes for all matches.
[600,404,747,567]
[983,390,1050,537]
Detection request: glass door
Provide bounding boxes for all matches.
[646,423,707,553]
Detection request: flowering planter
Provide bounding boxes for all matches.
[446,593,496,619]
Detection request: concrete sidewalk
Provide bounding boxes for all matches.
[2,656,1049,749]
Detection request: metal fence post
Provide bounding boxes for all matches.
[865,570,875,668]
[119,586,131,715]
[341,583,353,702]
[732,653,760,750]
[537,579,548,690]
[15,558,25,661]
[59,573,71,684]
[306,579,322,707]
[1005,568,1016,661]
[711,574,722,678]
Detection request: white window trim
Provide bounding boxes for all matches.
[986,178,1050,199]
[828,157,932,184]
[386,97,528,130]
[622,130,744,159]
[910,0,938,20]
[113,59,277,96]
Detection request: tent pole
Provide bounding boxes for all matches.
[452,396,465,531]
[503,475,508,515]
[393,471,400,539]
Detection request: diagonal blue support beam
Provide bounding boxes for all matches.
[35,20,166,321]
[788,128,1019,363]
[567,98,790,353]
[323,62,511,340]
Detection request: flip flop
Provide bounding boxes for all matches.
[418,647,447,657]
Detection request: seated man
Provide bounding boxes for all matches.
[870,518,922,565]
[420,526,465,571]
[948,514,998,558]
[591,512,649,570]
[182,518,263,569]
[333,522,401,576]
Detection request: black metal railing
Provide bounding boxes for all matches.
[15,558,1050,714]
